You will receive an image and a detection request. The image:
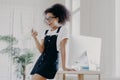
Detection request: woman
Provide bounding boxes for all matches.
[31,3,75,80]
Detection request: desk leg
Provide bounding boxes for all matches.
[98,74,100,80]
[78,74,84,80]
[63,74,66,80]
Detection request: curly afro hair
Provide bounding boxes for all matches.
[44,3,70,25]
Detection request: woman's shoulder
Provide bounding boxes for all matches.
[59,26,68,33]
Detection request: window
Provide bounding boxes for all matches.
[0,7,12,80]
[65,0,81,69]
[66,0,80,35]
[0,6,40,80]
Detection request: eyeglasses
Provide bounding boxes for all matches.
[44,17,56,23]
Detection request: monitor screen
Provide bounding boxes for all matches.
[68,35,102,71]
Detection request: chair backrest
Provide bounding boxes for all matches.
[68,35,102,71]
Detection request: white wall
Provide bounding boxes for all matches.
[80,0,117,79]
[115,0,120,77]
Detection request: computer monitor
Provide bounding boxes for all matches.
[68,35,102,71]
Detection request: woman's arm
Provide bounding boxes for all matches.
[60,38,75,71]
[60,38,67,70]
[31,29,44,53]
[34,38,44,53]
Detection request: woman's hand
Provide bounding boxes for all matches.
[31,28,38,39]
[63,67,76,71]
[31,29,44,53]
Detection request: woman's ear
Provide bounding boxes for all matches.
[54,20,59,27]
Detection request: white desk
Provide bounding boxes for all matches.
[55,70,101,80]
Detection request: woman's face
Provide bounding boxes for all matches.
[45,13,59,28]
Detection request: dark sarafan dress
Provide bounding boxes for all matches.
[30,27,61,79]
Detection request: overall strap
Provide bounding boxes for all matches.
[56,26,62,33]
[45,30,49,35]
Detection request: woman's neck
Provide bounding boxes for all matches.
[51,26,58,31]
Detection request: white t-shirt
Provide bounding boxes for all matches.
[41,26,69,51]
